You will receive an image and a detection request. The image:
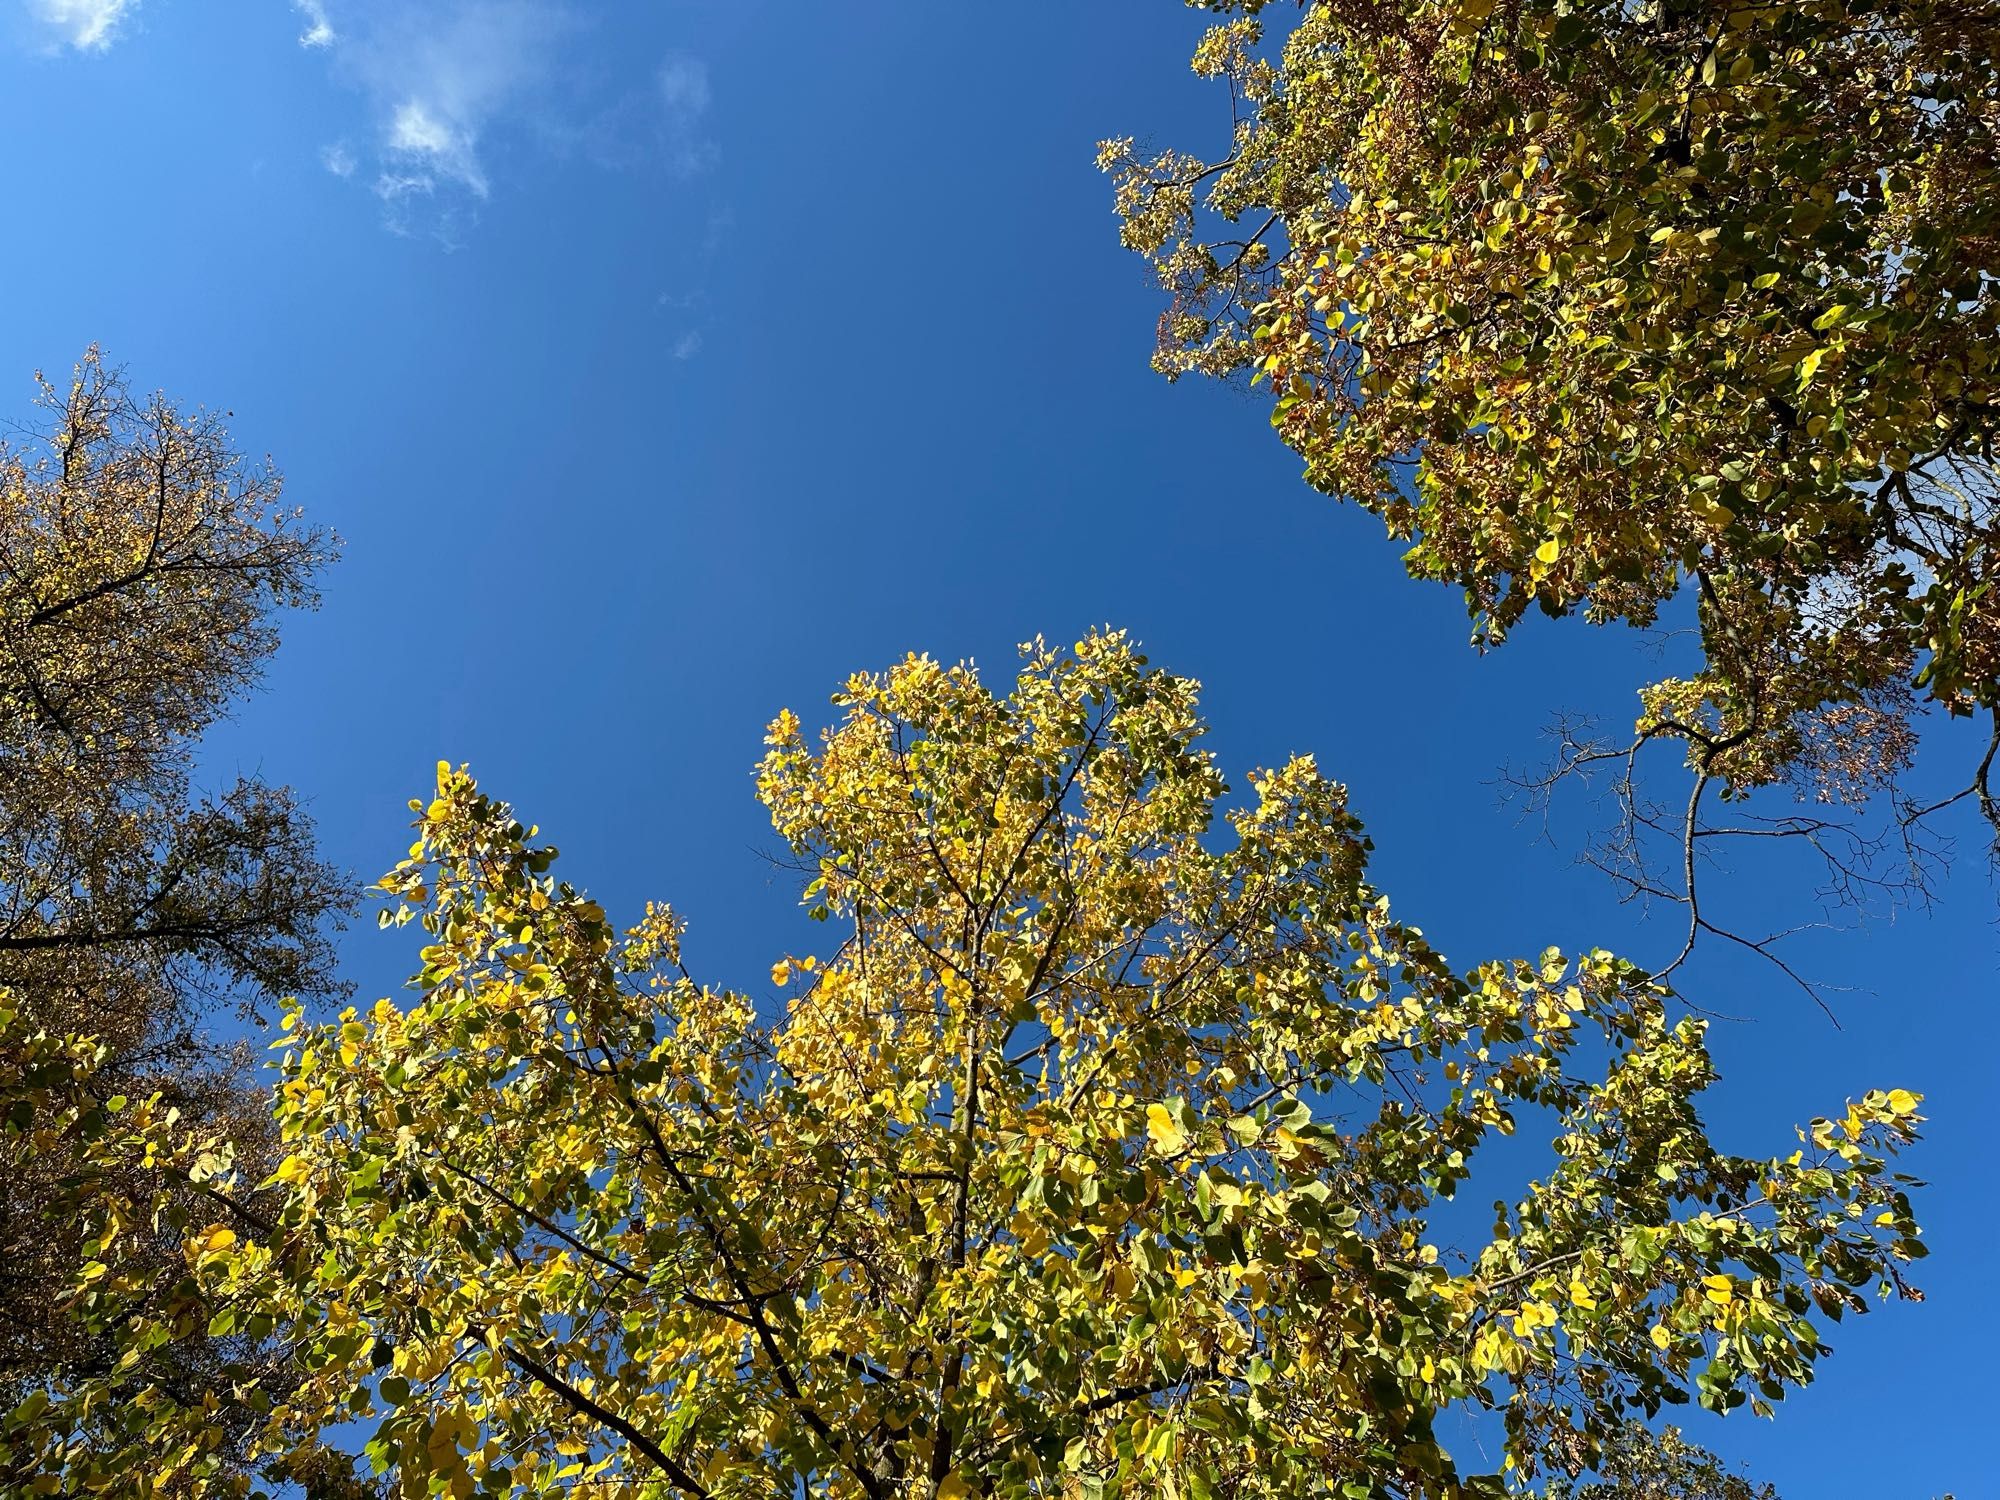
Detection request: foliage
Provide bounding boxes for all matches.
[0,1014,309,1496]
[0,349,342,1014]
[0,352,345,1468]
[1545,1420,1774,1500]
[1104,0,2000,856]
[6,634,1926,1498]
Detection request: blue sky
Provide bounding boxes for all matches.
[2,3,1991,1493]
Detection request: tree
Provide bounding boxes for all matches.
[0,352,346,1469]
[11,633,1926,1498]
[1103,0,2000,962]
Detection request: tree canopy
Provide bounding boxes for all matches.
[0,352,346,1476]
[0,350,343,1023]
[7,634,1926,1498]
[1104,0,2000,883]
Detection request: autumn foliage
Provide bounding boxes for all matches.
[6,635,1926,1497]
[0,352,345,1477]
[1106,0,2000,833]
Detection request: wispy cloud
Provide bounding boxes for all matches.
[318,0,571,239]
[657,210,730,363]
[292,0,332,48]
[653,52,717,178]
[27,0,136,51]
[386,97,486,198]
[550,43,717,179]
[24,0,720,249]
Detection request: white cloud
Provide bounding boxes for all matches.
[318,0,568,235]
[28,0,136,50]
[387,97,485,197]
[292,0,333,48]
[369,168,476,249]
[5,0,722,243]
[671,330,703,361]
[372,169,431,215]
[22,0,721,253]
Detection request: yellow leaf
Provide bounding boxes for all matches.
[1534,539,1561,565]
[1885,1088,1919,1116]
[1650,1324,1671,1350]
[1145,1102,1188,1155]
[771,960,792,987]
[937,1475,974,1500]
